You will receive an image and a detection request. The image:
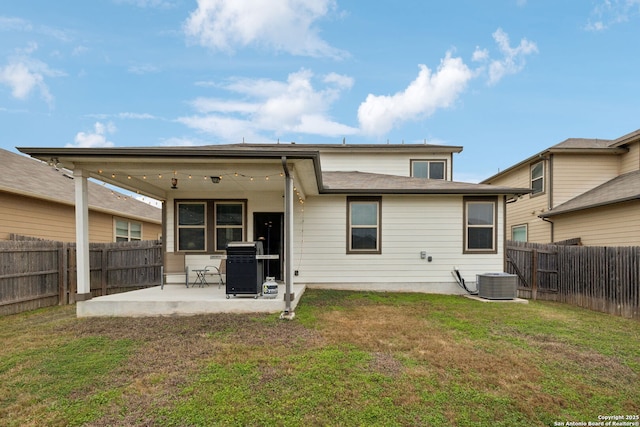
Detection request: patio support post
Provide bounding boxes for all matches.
[74,168,92,301]
[281,157,295,319]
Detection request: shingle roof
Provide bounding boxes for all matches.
[550,138,613,149]
[481,135,628,184]
[321,171,530,195]
[540,170,640,217]
[0,149,161,222]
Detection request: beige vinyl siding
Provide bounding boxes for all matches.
[0,191,161,242]
[551,201,640,246]
[619,141,640,174]
[484,165,551,243]
[320,152,453,179]
[552,154,619,207]
[293,195,505,290]
[0,192,76,241]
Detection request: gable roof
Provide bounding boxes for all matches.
[481,133,633,184]
[0,149,161,223]
[540,170,640,217]
[322,171,530,196]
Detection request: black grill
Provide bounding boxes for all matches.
[225,241,264,298]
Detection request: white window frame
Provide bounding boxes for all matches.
[511,224,527,242]
[531,161,545,195]
[114,218,142,242]
[411,159,447,180]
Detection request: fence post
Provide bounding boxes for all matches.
[58,243,65,305]
[101,246,108,296]
[531,249,538,300]
[68,245,77,303]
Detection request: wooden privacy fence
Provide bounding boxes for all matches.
[0,237,162,316]
[506,241,640,319]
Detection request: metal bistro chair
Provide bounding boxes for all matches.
[204,261,226,289]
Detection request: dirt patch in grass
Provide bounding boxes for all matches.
[71,313,324,426]
[314,304,554,417]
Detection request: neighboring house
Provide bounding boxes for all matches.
[481,129,640,246]
[0,148,162,242]
[19,143,529,301]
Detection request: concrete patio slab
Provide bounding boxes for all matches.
[77,283,306,317]
[463,294,529,304]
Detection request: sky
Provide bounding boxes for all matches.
[1,0,640,183]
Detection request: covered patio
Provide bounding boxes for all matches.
[77,283,307,317]
[19,144,320,318]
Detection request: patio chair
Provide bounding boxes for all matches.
[204,261,226,289]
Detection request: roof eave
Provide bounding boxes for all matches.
[320,188,531,196]
[609,128,640,148]
[547,147,627,155]
[540,195,640,218]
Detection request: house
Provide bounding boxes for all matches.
[481,129,640,246]
[18,143,530,308]
[0,148,162,242]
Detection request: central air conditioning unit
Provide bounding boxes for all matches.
[476,273,518,300]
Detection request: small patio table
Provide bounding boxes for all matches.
[192,268,209,287]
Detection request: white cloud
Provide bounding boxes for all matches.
[486,28,538,85]
[0,44,65,107]
[356,28,537,136]
[472,47,489,62]
[183,0,347,58]
[178,69,358,141]
[128,64,160,74]
[68,122,116,148]
[0,16,33,32]
[0,16,71,41]
[114,0,177,8]
[468,28,538,86]
[118,112,157,119]
[357,53,473,136]
[585,0,640,31]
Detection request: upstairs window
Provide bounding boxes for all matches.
[347,197,381,254]
[411,160,446,180]
[531,161,545,195]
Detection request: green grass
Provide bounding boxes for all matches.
[0,290,638,426]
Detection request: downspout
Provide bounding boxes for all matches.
[541,217,554,243]
[280,156,295,319]
[547,154,554,242]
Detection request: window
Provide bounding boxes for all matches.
[411,160,446,180]
[215,202,244,251]
[175,200,247,252]
[464,197,497,253]
[531,161,544,195]
[177,202,206,251]
[114,219,142,242]
[347,197,381,253]
[511,224,527,242]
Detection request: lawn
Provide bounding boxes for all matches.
[0,290,638,426]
